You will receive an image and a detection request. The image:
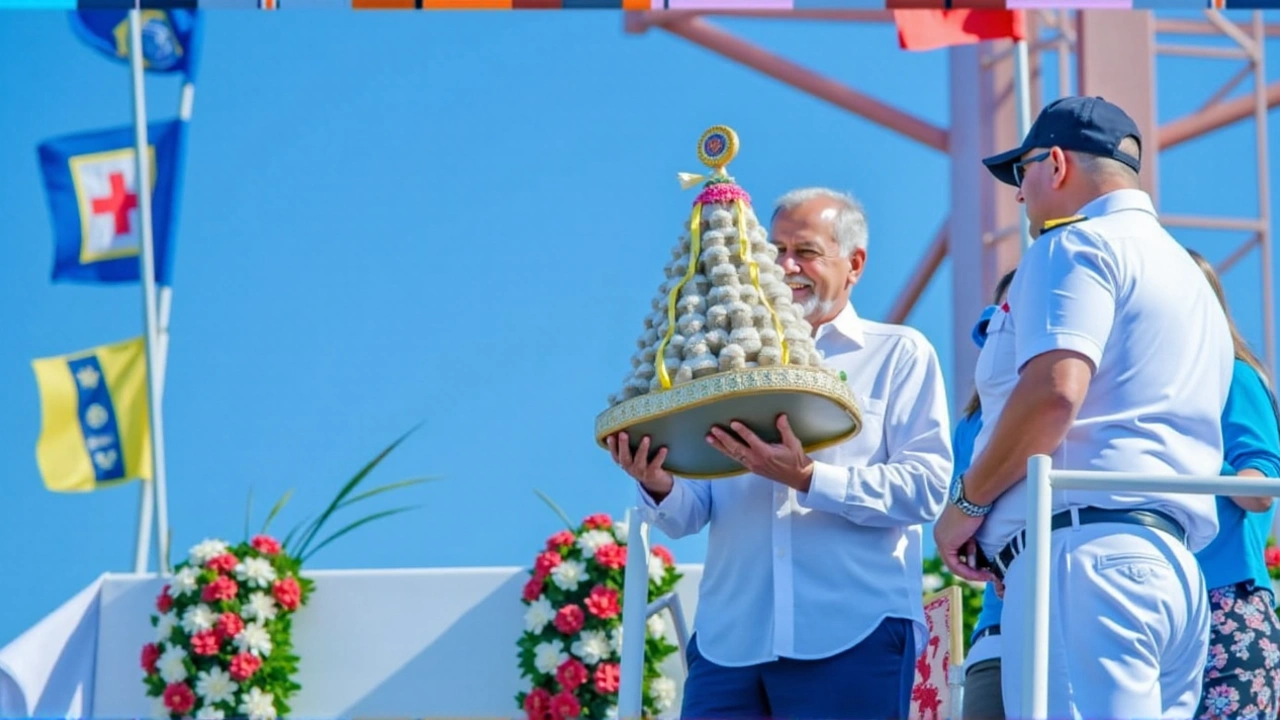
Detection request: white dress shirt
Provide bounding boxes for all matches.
[972,189,1232,558]
[637,303,953,667]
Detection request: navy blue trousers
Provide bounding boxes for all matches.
[680,617,916,719]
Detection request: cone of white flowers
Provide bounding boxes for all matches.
[516,513,682,719]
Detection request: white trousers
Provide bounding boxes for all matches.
[1000,520,1210,720]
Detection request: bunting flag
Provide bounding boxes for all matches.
[32,337,152,493]
[894,9,1027,51]
[37,121,182,285]
[68,9,201,80]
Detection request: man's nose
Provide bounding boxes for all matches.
[1016,187,1025,205]
[777,253,800,274]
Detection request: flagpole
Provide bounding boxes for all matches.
[128,8,173,577]
[1014,36,1034,249]
[1013,37,1034,249]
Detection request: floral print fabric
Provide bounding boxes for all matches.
[1200,583,1280,720]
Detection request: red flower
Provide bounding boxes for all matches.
[522,576,544,602]
[556,657,588,691]
[201,576,239,603]
[553,604,585,635]
[534,551,562,580]
[206,553,238,574]
[229,652,262,681]
[523,687,552,719]
[593,662,620,694]
[584,585,620,619]
[215,611,244,641]
[273,576,302,610]
[190,629,221,656]
[1266,547,1280,569]
[545,530,575,551]
[162,683,195,715]
[251,534,282,555]
[652,545,674,567]
[549,690,581,719]
[583,513,612,530]
[140,643,160,674]
[593,543,626,570]
[155,586,172,613]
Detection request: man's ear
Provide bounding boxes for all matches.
[847,247,867,288]
[1050,146,1070,190]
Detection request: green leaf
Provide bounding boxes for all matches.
[281,517,311,554]
[261,488,295,536]
[294,421,423,558]
[335,476,440,512]
[533,488,574,531]
[300,506,420,563]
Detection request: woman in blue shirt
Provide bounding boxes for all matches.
[958,271,1016,720]
[1189,250,1280,720]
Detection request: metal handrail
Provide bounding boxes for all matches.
[1022,455,1280,719]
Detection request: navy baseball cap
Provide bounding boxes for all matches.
[983,96,1143,187]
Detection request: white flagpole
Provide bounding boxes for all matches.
[1014,36,1034,249]
[128,8,173,576]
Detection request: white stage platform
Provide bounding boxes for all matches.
[0,565,703,719]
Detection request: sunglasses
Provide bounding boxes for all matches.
[1012,151,1051,188]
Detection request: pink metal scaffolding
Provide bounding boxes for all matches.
[626,9,1279,409]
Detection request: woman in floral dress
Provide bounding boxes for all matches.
[1190,250,1280,720]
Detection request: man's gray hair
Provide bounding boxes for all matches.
[773,187,869,257]
[1070,135,1142,187]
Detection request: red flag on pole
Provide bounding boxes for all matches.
[893,10,1027,51]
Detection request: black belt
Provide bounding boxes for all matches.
[986,507,1187,581]
[972,625,1000,643]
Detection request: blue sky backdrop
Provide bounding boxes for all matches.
[1,9,1276,646]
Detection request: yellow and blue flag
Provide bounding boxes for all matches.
[32,337,152,493]
[68,10,201,81]
[37,121,182,285]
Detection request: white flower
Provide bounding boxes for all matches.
[923,573,944,593]
[550,559,587,592]
[171,566,201,597]
[605,706,619,720]
[648,554,666,581]
[648,676,677,710]
[647,613,666,638]
[194,666,238,705]
[195,707,226,720]
[150,696,169,719]
[189,539,229,565]
[235,622,274,656]
[524,597,555,634]
[612,519,629,543]
[242,592,278,622]
[157,645,188,683]
[238,686,277,720]
[533,640,568,675]
[576,529,615,559]
[181,604,217,635]
[609,625,623,654]
[570,629,612,665]
[235,557,277,589]
[154,611,178,641]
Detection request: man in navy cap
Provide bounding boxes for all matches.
[934,96,1234,718]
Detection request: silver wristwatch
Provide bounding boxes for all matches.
[949,474,994,517]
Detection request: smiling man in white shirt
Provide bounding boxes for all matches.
[606,187,952,718]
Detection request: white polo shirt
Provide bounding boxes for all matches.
[973,189,1232,558]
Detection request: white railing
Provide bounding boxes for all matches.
[1022,455,1280,719]
[618,507,692,718]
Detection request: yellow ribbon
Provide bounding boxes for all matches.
[655,203,703,390]
[736,199,789,365]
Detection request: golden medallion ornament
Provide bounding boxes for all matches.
[595,125,862,479]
